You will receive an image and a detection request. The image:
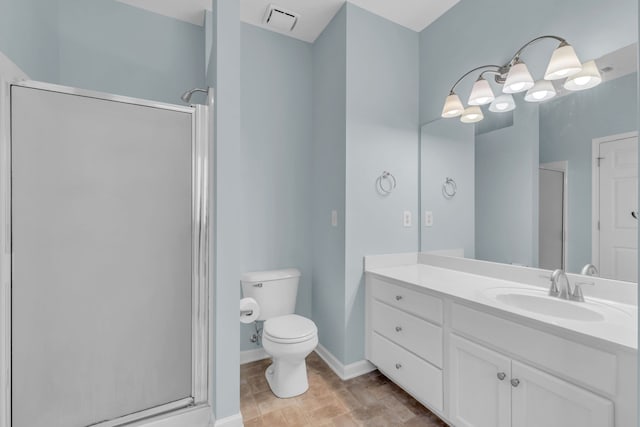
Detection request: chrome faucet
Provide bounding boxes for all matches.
[549,269,572,299]
[580,264,599,277]
[549,269,594,302]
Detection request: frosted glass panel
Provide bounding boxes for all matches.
[11,86,193,427]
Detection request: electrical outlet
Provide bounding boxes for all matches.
[403,211,412,227]
[425,211,433,227]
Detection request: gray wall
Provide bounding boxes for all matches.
[240,24,313,351]
[540,73,638,272]
[0,0,205,104]
[475,103,539,267]
[311,5,347,361]
[0,0,59,82]
[420,119,474,257]
[344,4,419,364]
[207,0,242,419]
[57,0,204,104]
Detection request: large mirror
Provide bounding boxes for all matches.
[419,2,637,283]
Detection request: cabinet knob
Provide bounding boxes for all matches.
[395,363,402,370]
[395,326,402,332]
[510,378,520,387]
[395,295,403,301]
[497,372,506,381]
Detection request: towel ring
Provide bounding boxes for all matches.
[442,177,457,199]
[377,171,396,195]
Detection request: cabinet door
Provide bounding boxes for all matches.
[449,335,511,427]
[511,361,614,427]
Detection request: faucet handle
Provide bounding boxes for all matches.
[571,282,595,302]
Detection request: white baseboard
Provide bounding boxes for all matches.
[213,412,243,427]
[240,347,270,365]
[314,344,376,381]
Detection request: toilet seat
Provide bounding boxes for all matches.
[263,314,317,344]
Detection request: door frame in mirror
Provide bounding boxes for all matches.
[539,161,569,270]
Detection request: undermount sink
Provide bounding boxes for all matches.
[481,287,630,322]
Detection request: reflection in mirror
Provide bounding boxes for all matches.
[420,43,638,283]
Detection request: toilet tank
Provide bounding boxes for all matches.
[241,268,301,321]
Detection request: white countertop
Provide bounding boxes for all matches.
[366,263,638,351]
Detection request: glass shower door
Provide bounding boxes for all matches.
[9,83,204,427]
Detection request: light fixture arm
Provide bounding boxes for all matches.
[449,65,502,94]
[508,35,568,65]
[447,35,570,92]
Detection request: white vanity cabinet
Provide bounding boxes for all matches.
[449,334,613,427]
[365,272,634,427]
[449,334,511,427]
[365,276,444,413]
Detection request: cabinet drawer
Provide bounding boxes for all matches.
[370,277,443,325]
[452,303,617,395]
[371,332,443,412]
[372,300,443,368]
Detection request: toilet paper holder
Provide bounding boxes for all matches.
[240,309,254,317]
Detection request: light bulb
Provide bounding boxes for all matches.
[460,106,484,123]
[564,60,602,91]
[468,77,495,106]
[489,94,516,113]
[441,93,464,118]
[545,43,583,80]
[503,62,535,93]
[524,80,556,102]
[573,76,591,86]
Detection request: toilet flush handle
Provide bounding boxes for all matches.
[253,283,263,288]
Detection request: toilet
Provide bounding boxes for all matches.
[241,268,318,398]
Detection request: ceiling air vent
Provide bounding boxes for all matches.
[263,4,299,32]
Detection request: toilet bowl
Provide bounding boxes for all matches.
[262,314,318,398]
[241,268,318,398]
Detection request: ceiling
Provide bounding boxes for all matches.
[116,0,460,42]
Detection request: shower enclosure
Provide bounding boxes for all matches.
[0,80,212,427]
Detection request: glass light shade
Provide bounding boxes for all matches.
[524,80,557,102]
[460,106,484,123]
[544,44,582,80]
[489,94,516,112]
[503,62,535,93]
[563,60,602,91]
[441,93,464,118]
[468,77,495,106]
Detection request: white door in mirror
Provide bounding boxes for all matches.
[599,136,637,282]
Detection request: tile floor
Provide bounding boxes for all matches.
[240,352,448,426]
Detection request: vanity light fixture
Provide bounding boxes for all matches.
[564,60,602,91]
[441,35,597,123]
[524,80,557,102]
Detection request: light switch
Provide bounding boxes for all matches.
[403,211,412,227]
[425,211,433,227]
[331,210,338,227]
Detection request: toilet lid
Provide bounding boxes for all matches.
[264,315,317,343]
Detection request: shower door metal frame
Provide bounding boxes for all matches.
[0,80,212,427]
